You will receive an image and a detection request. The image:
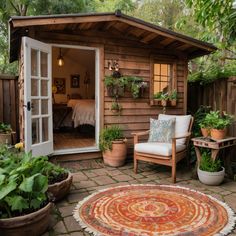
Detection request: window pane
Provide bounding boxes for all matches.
[154,82,161,94]
[41,52,48,77]
[41,99,48,115]
[31,49,38,76]
[31,79,38,96]
[32,99,39,116]
[154,64,160,75]
[42,117,49,142]
[32,118,40,144]
[41,80,48,96]
[161,64,168,76]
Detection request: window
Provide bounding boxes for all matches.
[150,59,177,105]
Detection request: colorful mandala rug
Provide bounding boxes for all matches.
[73,185,236,236]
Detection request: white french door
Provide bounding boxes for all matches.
[23,37,53,156]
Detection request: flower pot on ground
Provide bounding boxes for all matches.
[204,111,234,140]
[197,151,224,185]
[99,126,127,167]
[0,147,52,235]
[0,123,13,145]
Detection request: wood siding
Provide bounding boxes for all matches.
[0,75,19,140]
[22,29,188,155]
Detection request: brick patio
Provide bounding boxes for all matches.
[43,159,236,236]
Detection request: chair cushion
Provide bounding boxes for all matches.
[158,114,192,145]
[135,142,186,157]
[148,118,175,143]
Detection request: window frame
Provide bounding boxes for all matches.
[149,56,177,106]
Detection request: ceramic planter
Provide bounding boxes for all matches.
[48,172,73,201]
[170,99,177,106]
[103,140,127,167]
[197,167,225,186]
[0,202,52,236]
[211,128,226,140]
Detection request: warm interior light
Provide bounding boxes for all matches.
[57,48,64,66]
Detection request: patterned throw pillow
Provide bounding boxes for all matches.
[148,118,176,143]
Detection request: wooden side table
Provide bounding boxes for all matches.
[192,137,236,178]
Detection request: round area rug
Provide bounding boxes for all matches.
[73,185,236,236]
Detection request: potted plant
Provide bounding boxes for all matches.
[0,123,13,145]
[104,76,127,98]
[99,126,127,167]
[169,90,177,106]
[197,151,225,185]
[41,159,73,202]
[0,147,52,236]
[110,101,122,115]
[199,119,211,137]
[160,92,169,107]
[130,77,147,98]
[204,111,234,139]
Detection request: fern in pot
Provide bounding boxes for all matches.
[197,151,225,186]
[99,126,127,167]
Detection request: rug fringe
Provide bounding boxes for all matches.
[73,184,236,236]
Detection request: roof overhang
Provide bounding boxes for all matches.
[9,11,217,62]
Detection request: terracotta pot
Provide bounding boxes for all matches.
[48,172,73,201]
[211,128,226,140]
[0,133,12,145]
[103,140,127,167]
[201,128,210,137]
[161,100,167,107]
[0,202,52,236]
[170,99,177,106]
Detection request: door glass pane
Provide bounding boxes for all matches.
[31,49,38,76]
[32,99,39,115]
[41,52,48,77]
[32,118,40,144]
[31,79,39,96]
[41,80,48,96]
[42,117,49,142]
[41,99,48,115]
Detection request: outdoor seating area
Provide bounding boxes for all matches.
[43,159,236,236]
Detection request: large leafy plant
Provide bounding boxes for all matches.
[199,151,222,172]
[99,126,123,152]
[0,150,48,218]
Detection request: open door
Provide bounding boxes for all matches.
[23,37,53,156]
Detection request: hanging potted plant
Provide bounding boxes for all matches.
[110,101,122,115]
[0,123,13,145]
[130,77,147,98]
[0,147,52,236]
[169,90,177,106]
[99,126,127,167]
[197,151,225,185]
[204,111,233,139]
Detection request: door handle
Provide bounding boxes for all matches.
[27,101,31,111]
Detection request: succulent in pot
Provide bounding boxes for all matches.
[99,126,127,167]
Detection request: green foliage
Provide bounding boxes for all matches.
[153,91,162,99]
[199,151,222,172]
[0,122,12,134]
[169,90,177,100]
[204,111,234,130]
[99,126,123,152]
[111,101,122,113]
[0,146,68,218]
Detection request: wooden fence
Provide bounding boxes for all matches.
[188,76,236,161]
[0,75,19,140]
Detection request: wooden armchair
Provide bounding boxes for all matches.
[133,115,194,183]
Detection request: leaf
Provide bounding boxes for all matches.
[30,198,41,209]
[0,174,5,185]
[0,181,17,200]
[5,196,28,212]
[33,174,48,193]
[19,173,40,192]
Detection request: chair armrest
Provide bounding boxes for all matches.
[132,130,150,137]
[132,130,149,145]
[172,132,191,140]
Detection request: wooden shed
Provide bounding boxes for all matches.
[9,11,216,158]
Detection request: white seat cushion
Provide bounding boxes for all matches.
[135,142,186,157]
[158,114,192,145]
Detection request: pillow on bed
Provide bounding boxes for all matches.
[148,118,176,143]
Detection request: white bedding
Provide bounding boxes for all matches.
[70,99,95,127]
